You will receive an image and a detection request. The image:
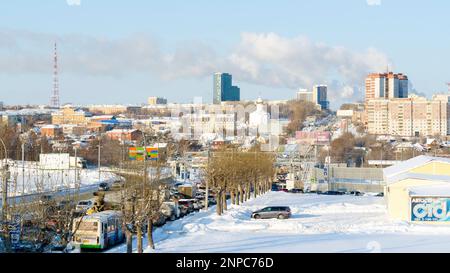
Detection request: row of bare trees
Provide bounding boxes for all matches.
[205,147,276,216]
[118,155,168,253]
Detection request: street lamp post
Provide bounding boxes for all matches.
[97,141,101,184]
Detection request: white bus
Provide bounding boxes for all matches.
[73,211,124,250]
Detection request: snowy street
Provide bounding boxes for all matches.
[108,192,450,253]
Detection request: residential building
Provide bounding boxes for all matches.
[1,109,53,127]
[365,72,409,104]
[213,73,241,104]
[52,107,87,125]
[88,105,128,115]
[148,97,168,105]
[367,95,450,137]
[105,129,142,141]
[296,89,313,102]
[40,124,63,138]
[0,114,21,127]
[367,99,389,135]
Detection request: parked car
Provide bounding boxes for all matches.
[172,192,191,200]
[376,192,384,197]
[55,200,76,213]
[75,200,93,212]
[98,182,110,191]
[289,188,303,193]
[152,212,166,227]
[201,196,217,206]
[192,199,203,210]
[161,202,179,221]
[178,199,195,213]
[178,204,189,217]
[251,206,292,220]
[194,192,205,200]
[321,191,345,195]
[347,191,363,196]
[280,189,289,193]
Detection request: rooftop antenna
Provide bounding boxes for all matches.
[50,42,60,108]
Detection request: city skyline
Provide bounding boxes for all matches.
[0,1,449,109]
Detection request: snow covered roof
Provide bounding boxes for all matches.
[388,172,450,185]
[80,210,122,222]
[409,184,450,197]
[152,143,168,148]
[107,129,139,134]
[384,156,450,184]
[41,124,61,129]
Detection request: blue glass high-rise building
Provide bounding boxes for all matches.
[313,85,330,110]
[213,73,241,104]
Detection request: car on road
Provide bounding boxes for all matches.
[289,188,303,193]
[39,195,54,205]
[251,206,292,220]
[75,200,93,212]
[98,182,110,191]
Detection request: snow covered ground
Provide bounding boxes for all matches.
[0,161,119,198]
[109,192,450,253]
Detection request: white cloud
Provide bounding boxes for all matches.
[0,30,391,106]
[225,33,390,104]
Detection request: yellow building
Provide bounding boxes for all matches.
[52,107,87,125]
[384,156,450,223]
[88,105,128,115]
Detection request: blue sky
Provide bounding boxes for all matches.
[0,0,449,109]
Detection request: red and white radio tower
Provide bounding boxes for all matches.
[50,42,60,108]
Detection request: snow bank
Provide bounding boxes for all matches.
[106,192,450,253]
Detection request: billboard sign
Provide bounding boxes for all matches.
[411,197,450,222]
[129,147,159,161]
[295,131,331,145]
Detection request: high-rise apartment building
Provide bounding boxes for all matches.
[296,89,313,102]
[313,85,329,110]
[213,73,241,104]
[148,97,168,105]
[367,95,450,137]
[365,72,409,104]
